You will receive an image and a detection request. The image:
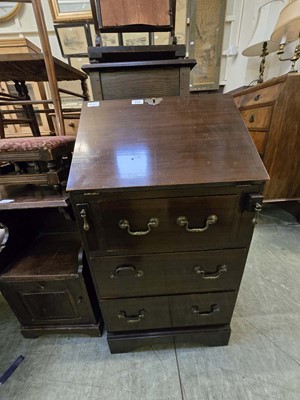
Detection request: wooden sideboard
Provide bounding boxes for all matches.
[0,185,103,338]
[232,73,300,201]
[67,95,268,353]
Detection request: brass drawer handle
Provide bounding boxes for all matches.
[80,209,90,231]
[176,215,218,233]
[117,309,146,323]
[191,304,220,316]
[194,264,227,279]
[254,94,260,101]
[111,264,144,278]
[119,218,159,236]
[249,114,255,123]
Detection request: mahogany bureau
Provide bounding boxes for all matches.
[67,95,269,353]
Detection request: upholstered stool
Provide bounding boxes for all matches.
[0,136,75,191]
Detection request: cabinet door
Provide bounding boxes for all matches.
[0,278,95,326]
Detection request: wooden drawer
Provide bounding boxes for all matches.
[250,131,268,157]
[234,83,282,108]
[100,291,237,332]
[64,118,79,136]
[240,106,273,131]
[90,248,247,298]
[77,194,239,254]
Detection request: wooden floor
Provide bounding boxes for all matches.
[0,206,299,400]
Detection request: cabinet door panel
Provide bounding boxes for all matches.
[0,279,94,326]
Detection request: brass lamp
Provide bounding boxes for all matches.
[271,0,300,72]
[242,0,284,83]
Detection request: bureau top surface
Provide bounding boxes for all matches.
[67,95,268,192]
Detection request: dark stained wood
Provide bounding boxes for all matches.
[82,58,196,71]
[0,233,81,280]
[81,194,239,254]
[83,60,195,100]
[0,185,69,210]
[21,324,101,338]
[67,95,268,193]
[232,73,300,200]
[108,325,231,353]
[0,233,103,337]
[100,291,236,332]
[69,94,268,353]
[88,45,186,62]
[90,248,247,298]
[0,186,103,338]
[0,53,86,82]
[100,68,180,100]
[0,209,42,273]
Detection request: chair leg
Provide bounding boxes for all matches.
[14,80,41,137]
[0,111,5,138]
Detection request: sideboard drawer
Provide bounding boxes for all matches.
[240,106,273,131]
[235,83,282,108]
[90,248,247,298]
[250,131,268,157]
[101,291,237,332]
[80,194,239,254]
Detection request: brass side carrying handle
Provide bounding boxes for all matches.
[252,202,263,225]
[117,309,146,323]
[176,215,218,233]
[254,94,260,101]
[191,304,220,316]
[111,264,144,279]
[194,264,227,279]
[80,209,90,231]
[249,114,255,123]
[119,218,159,236]
[0,222,9,253]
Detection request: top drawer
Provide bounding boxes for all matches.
[76,194,241,254]
[234,83,282,109]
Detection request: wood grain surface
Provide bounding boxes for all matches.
[67,95,268,193]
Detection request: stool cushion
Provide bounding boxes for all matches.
[0,136,75,153]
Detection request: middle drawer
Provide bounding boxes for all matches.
[90,248,247,298]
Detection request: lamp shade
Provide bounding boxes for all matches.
[243,0,285,56]
[271,0,300,43]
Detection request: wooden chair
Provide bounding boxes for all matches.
[0,96,76,192]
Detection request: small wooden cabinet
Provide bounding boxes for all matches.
[232,73,300,201]
[68,96,268,353]
[0,186,103,338]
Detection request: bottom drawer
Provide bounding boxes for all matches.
[250,131,268,157]
[100,291,237,332]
